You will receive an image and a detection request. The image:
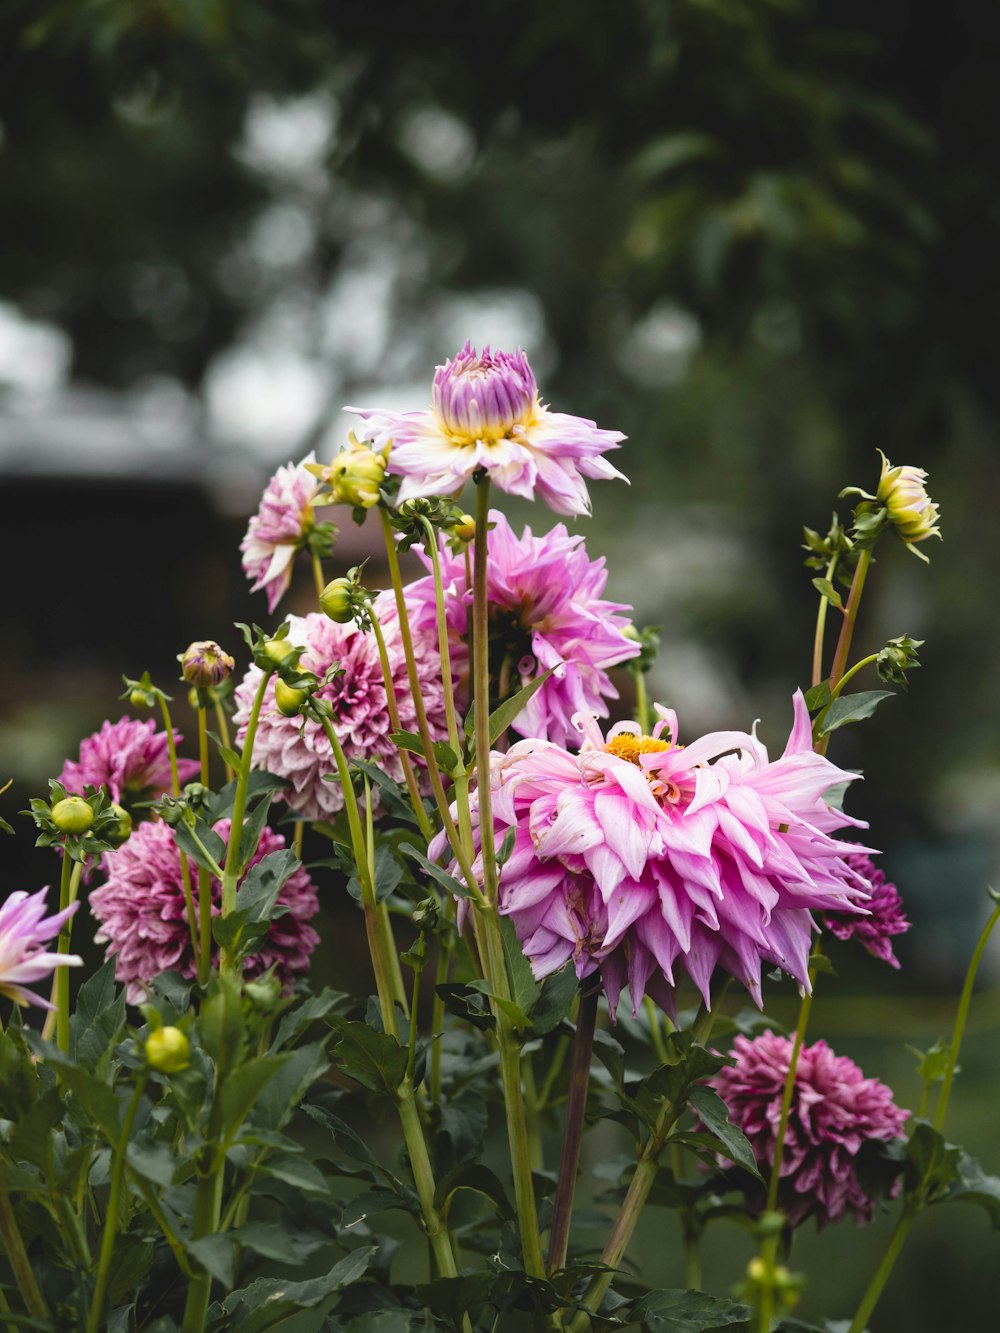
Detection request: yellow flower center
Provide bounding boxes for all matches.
[605,734,671,765]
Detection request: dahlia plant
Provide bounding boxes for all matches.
[1,342,996,1333]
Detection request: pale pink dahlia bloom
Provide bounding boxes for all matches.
[240,452,320,612]
[434,692,873,1014]
[60,716,198,804]
[712,1031,908,1227]
[821,849,910,969]
[399,510,639,747]
[0,888,82,1008]
[347,343,627,516]
[90,820,319,1002]
[233,611,448,821]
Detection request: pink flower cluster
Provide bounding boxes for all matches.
[436,693,873,1015]
[90,820,319,1002]
[60,716,197,805]
[713,1031,908,1226]
[348,342,627,516]
[399,510,639,747]
[822,849,910,968]
[233,610,448,822]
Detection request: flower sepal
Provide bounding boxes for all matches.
[23,780,126,862]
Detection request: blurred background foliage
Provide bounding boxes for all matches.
[1,0,998,1325]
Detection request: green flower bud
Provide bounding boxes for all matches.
[180,640,235,689]
[262,637,296,668]
[244,975,283,1013]
[51,796,94,835]
[450,513,476,543]
[320,578,354,623]
[324,445,386,509]
[106,803,133,848]
[145,1025,190,1073]
[274,679,308,717]
[130,687,154,709]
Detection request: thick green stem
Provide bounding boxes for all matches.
[766,974,815,1213]
[219,668,271,973]
[311,550,325,601]
[87,1076,147,1333]
[847,1205,917,1333]
[827,654,879,703]
[0,1173,50,1322]
[54,852,80,1052]
[472,482,500,908]
[430,903,455,1104]
[213,698,235,783]
[160,695,200,966]
[634,670,650,736]
[811,553,840,688]
[934,897,1000,1131]
[548,988,598,1274]
[180,1162,224,1333]
[197,706,213,984]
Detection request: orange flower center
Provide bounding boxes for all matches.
[605,734,672,765]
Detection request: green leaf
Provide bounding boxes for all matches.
[328,1018,408,1096]
[340,1187,419,1226]
[435,1162,515,1221]
[803,680,832,713]
[250,1041,330,1132]
[529,966,579,1037]
[271,988,350,1052]
[126,1140,177,1188]
[399,842,475,900]
[218,1055,291,1138]
[174,819,226,874]
[500,915,541,1017]
[236,792,275,869]
[390,731,459,775]
[188,1233,235,1288]
[237,848,300,920]
[220,1248,375,1332]
[349,759,421,826]
[815,690,894,737]
[260,1155,331,1196]
[946,1152,1000,1228]
[198,974,247,1076]
[434,983,495,1031]
[71,957,126,1072]
[810,577,843,611]
[228,1221,329,1266]
[632,1288,752,1331]
[373,845,403,903]
[905,1121,962,1201]
[686,1086,762,1181]
[301,1105,400,1186]
[465,669,554,744]
[592,1029,626,1092]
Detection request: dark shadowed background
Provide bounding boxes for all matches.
[1,2,998,1326]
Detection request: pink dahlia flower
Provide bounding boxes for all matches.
[821,849,910,968]
[233,611,448,822]
[712,1031,908,1227]
[347,342,627,517]
[240,453,321,612]
[60,716,198,805]
[0,888,82,1008]
[90,819,319,1002]
[399,510,639,747]
[434,692,873,1015]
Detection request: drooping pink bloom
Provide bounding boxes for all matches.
[821,849,910,968]
[398,511,639,747]
[712,1031,908,1226]
[347,342,627,516]
[433,693,873,1015]
[240,453,321,612]
[60,717,198,805]
[0,888,81,1008]
[90,820,319,1003]
[232,610,448,822]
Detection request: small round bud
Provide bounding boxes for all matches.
[144,1025,190,1073]
[622,623,640,643]
[244,975,283,1013]
[274,679,308,717]
[262,637,296,668]
[325,445,386,509]
[450,513,476,543]
[106,803,133,848]
[130,687,153,709]
[51,796,94,835]
[180,640,235,689]
[320,578,354,624]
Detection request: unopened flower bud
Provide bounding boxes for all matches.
[274,679,308,717]
[130,687,154,709]
[325,445,386,509]
[320,578,354,623]
[876,452,942,551]
[145,1025,190,1073]
[262,637,296,668]
[244,975,283,1013]
[450,513,476,543]
[51,796,94,835]
[180,640,235,689]
[106,803,133,848]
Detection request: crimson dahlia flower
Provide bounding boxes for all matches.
[60,716,198,804]
[713,1031,908,1226]
[821,849,909,968]
[347,342,627,516]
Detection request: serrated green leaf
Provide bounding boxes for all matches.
[188,1233,234,1288]
[435,1162,515,1220]
[221,1247,375,1332]
[815,690,894,737]
[218,1055,290,1138]
[529,965,578,1037]
[633,1287,752,1331]
[686,1086,761,1180]
[228,1220,329,1266]
[399,842,475,900]
[328,1018,407,1096]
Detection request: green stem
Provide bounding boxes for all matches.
[472,482,500,908]
[363,773,409,1019]
[159,695,200,966]
[766,969,816,1213]
[827,654,879,703]
[548,987,598,1274]
[419,515,463,760]
[634,670,650,736]
[369,607,435,842]
[811,553,840,688]
[180,1161,224,1333]
[430,904,455,1104]
[197,705,213,983]
[847,1205,917,1333]
[644,996,670,1066]
[219,668,271,974]
[87,1076,147,1333]
[54,852,80,1052]
[0,1172,50,1322]
[523,1057,543,1173]
[214,698,235,783]
[934,896,1000,1131]
[311,550,326,601]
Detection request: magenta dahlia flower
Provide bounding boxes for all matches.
[434,692,873,1015]
[60,716,198,805]
[821,849,910,968]
[240,452,321,612]
[232,610,448,822]
[90,819,319,1002]
[712,1031,908,1226]
[347,342,627,516]
[398,510,639,747]
[0,888,82,1008]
